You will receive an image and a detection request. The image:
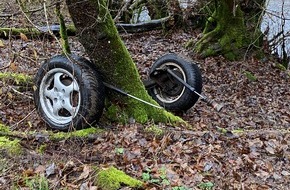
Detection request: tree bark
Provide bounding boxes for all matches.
[65,0,183,124]
[194,0,266,60]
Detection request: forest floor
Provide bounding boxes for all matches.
[1,1,290,190]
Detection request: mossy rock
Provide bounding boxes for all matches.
[96,166,143,190]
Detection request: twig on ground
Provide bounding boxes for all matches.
[0,63,11,71]
[0,131,32,140]
[11,108,35,130]
[10,86,33,100]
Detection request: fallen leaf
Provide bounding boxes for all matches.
[7,92,13,99]
[0,177,6,185]
[34,165,46,174]
[281,170,290,176]
[0,40,4,48]
[33,49,38,59]
[77,165,92,181]
[20,33,28,41]
[265,146,275,155]
[22,168,34,177]
[10,62,17,71]
[46,163,56,177]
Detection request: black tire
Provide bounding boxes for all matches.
[147,54,202,111]
[33,55,105,131]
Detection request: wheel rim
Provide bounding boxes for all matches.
[39,68,81,125]
[153,62,186,104]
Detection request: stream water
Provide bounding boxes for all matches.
[260,0,290,65]
[180,0,290,65]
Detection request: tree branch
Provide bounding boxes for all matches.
[0,1,62,18]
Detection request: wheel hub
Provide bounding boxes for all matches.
[151,63,186,104]
[39,68,81,125]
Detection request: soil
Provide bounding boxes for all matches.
[0,1,290,190]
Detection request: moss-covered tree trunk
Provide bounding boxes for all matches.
[65,0,183,124]
[194,0,265,60]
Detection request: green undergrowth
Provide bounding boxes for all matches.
[0,123,10,132]
[49,127,104,140]
[0,72,33,85]
[0,136,21,155]
[0,122,104,155]
[144,124,164,136]
[96,166,143,190]
[22,175,49,190]
[0,124,22,155]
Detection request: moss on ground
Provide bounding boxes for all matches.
[0,72,33,85]
[96,166,143,190]
[0,123,10,132]
[0,136,21,155]
[144,124,164,136]
[0,123,22,155]
[49,127,104,140]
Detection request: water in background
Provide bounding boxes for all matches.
[261,0,290,66]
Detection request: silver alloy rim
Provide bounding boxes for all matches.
[153,62,186,104]
[39,68,81,125]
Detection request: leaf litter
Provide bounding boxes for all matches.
[0,3,290,189]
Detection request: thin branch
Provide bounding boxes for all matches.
[0,63,11,71]
[0,54,17,71]
[0,1,62,18]
[114,0,132,22]
[11,108,36,130]
[10,86,33,100]
[0,131,34,140]
[15,0,44,31]
[264,9,290,21]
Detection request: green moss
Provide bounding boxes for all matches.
[96,166,143,190]
[203,47,216,57]
[144,125,164,136]
[37,144,47,154]
[0,158,9,172]
[0,124,21,155]
[185,38,195,48]
[243,71,257,82]
[224,52,236,61]
[67,0,186,126]
[0,137,21,155]
[0,72,33,85]
[0,27,42,38]
[194,1,247,60]
[232,128,244,134]
[0,123,10,132]
[56,3,71,55]
[254,50,265,60]
[50,127,104,140]
[104,103,126,123]
[24,175,49,190]
[276,63,287,71]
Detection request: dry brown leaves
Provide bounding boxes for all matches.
[0,17,289,190]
